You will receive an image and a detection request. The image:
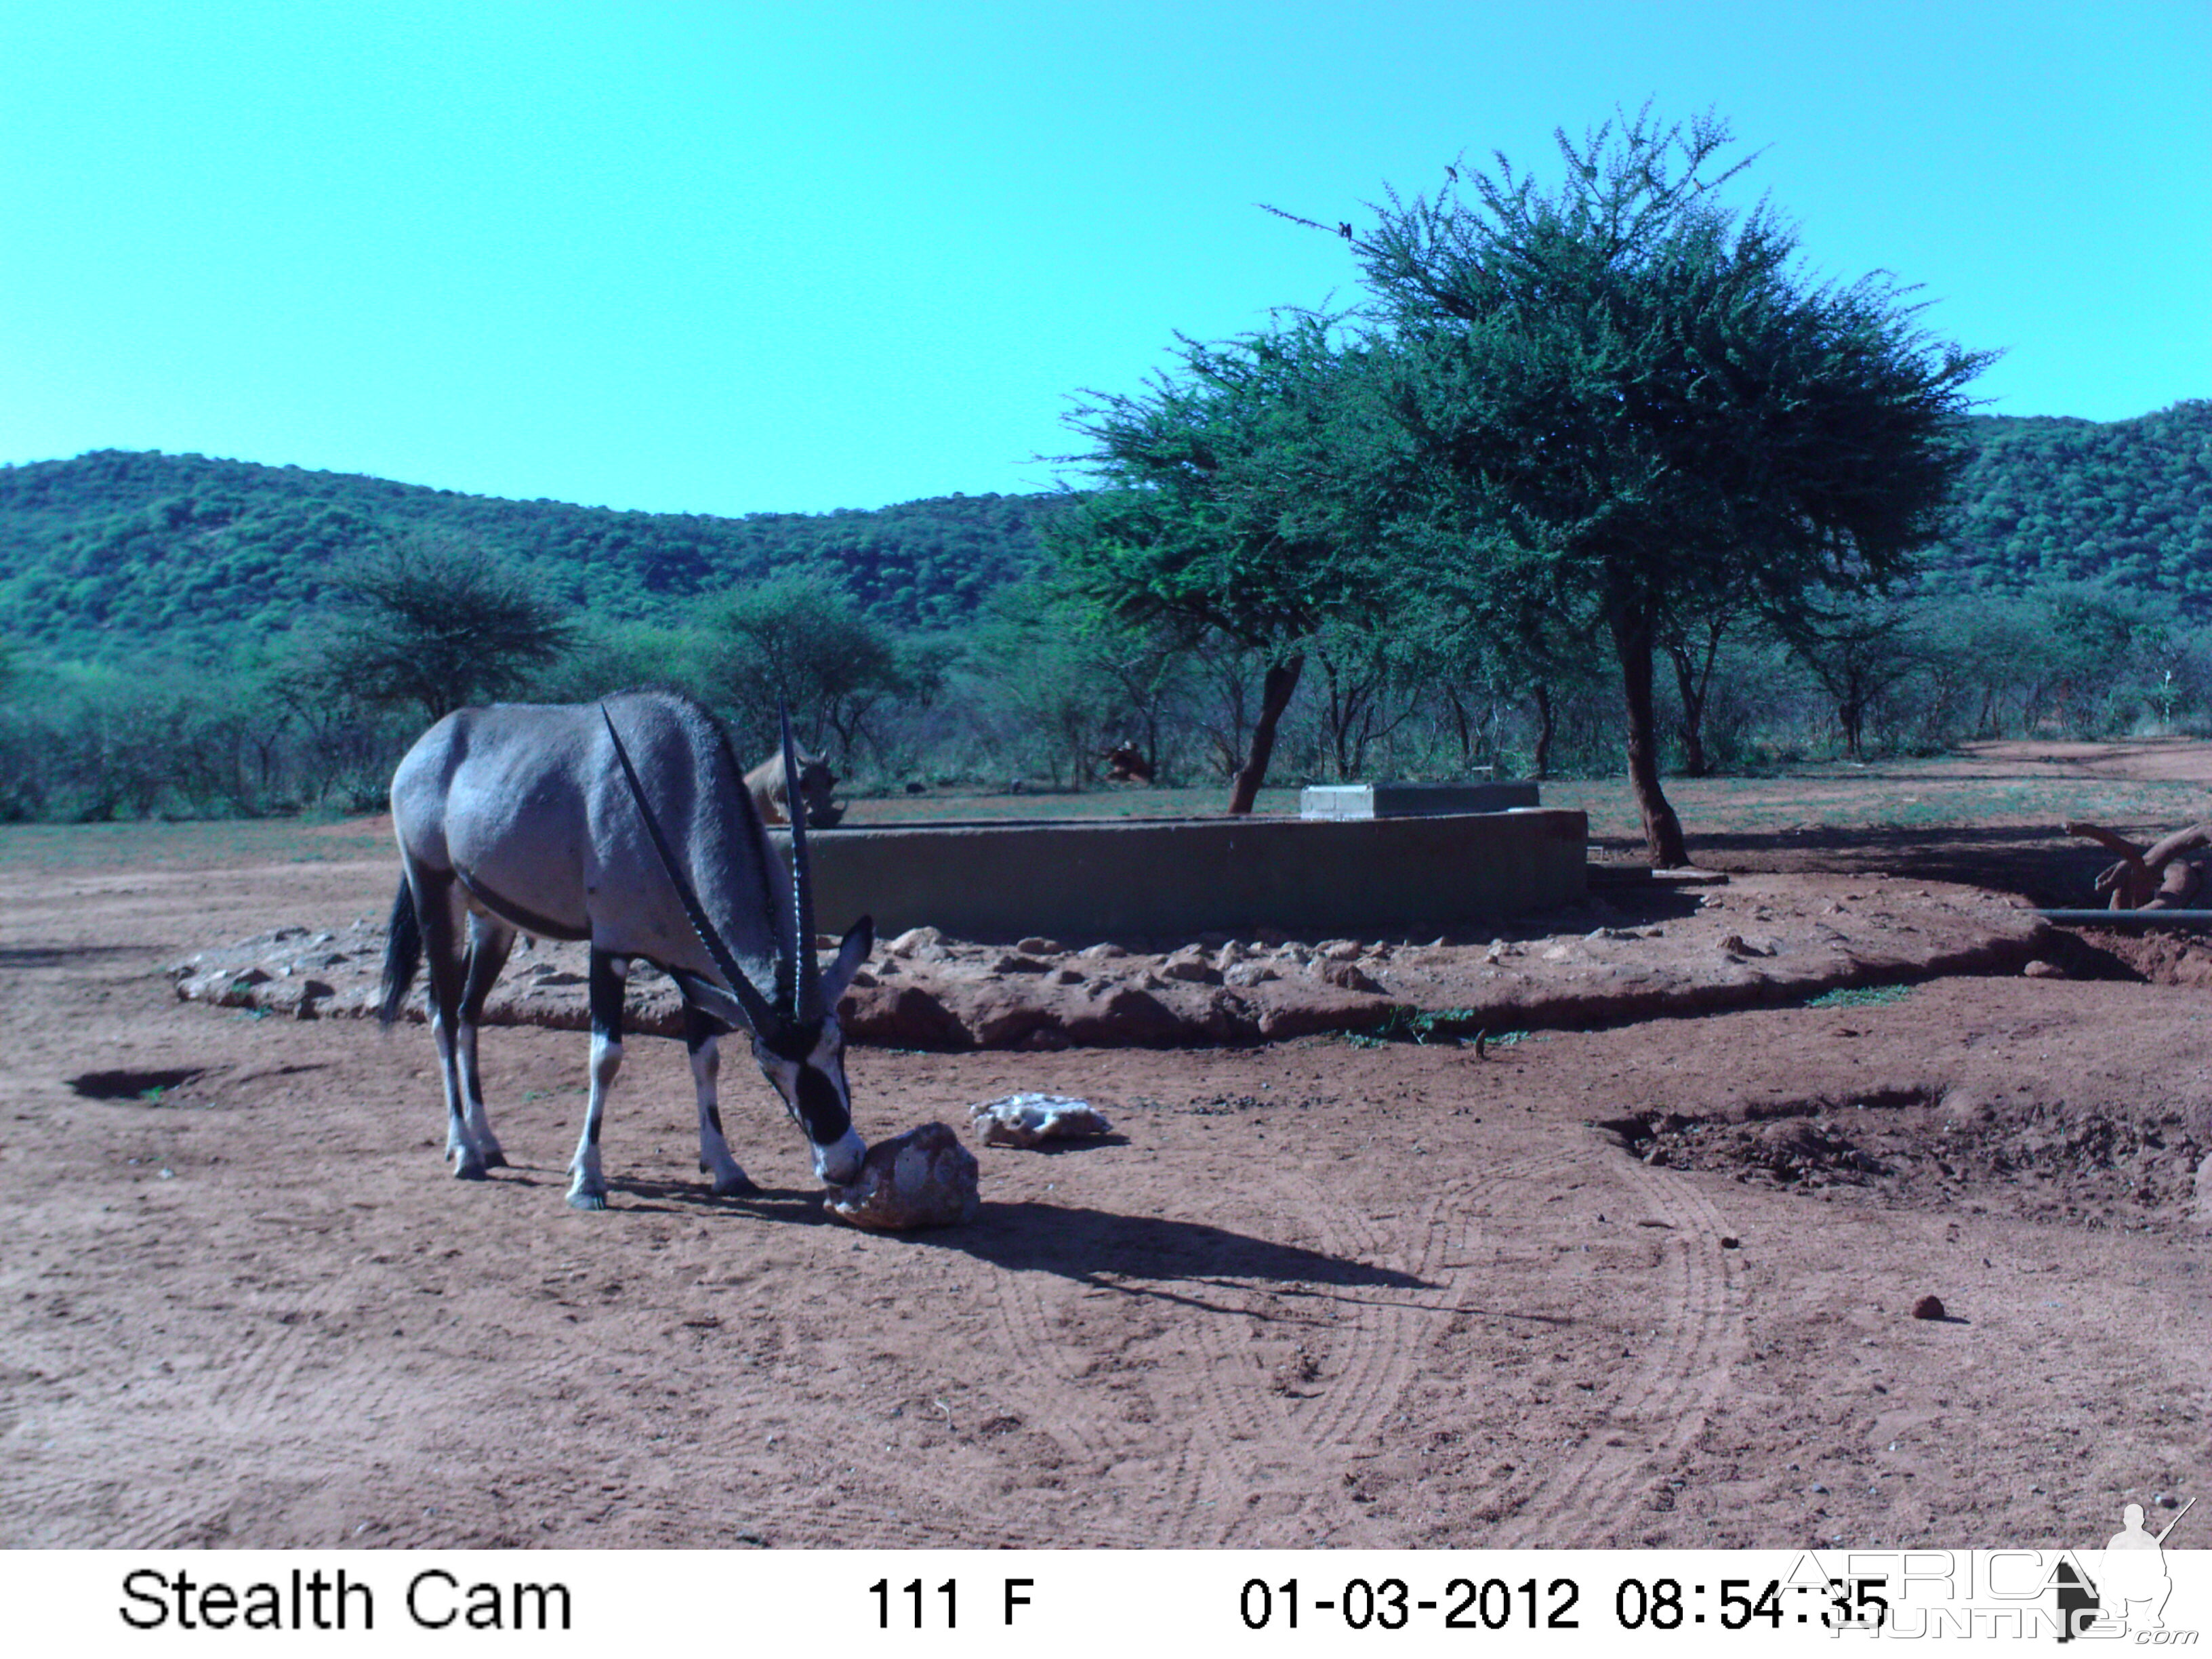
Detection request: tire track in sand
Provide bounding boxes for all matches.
[1482,1143,1746,1547]
[1142,1144,1578,1545]
[977,1261,1210,1547]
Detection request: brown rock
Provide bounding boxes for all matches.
[1320,960,1385,994]
[823,1124,980,1231]
[1062,985,1183,1046]
[838,983,970,1049]
[883,926,947,960]
[1910,1294,1947,1321]
[2022,959,2066,979]
[1160,947,1223,985]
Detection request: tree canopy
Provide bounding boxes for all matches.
[1048,313,1408,811]
[693,571,915,763]
[306,535,579,724]
[1336,106,1992,862]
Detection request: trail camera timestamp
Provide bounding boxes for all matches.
[1235,1574,1891,1633]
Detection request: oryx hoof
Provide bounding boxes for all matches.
[453,1152,489,1181]
[480,1149,510,1170]
[710,1169,759,1198]
[566,1187,609,1212]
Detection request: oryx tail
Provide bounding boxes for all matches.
[378,875,422,1028]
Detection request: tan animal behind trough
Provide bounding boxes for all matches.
[745,749,843,827]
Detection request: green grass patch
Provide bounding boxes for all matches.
[1345,1010,1532,1048]
[1804,983,1914,1009]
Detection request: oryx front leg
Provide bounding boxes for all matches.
[569,951,628,1211]
[684,1002,755,1197]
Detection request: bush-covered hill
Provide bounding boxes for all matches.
[1929,399,2212,598]
[0,450,1065,661]
[1,399,2207,664]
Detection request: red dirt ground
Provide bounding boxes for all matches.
[3,744,2207,1550]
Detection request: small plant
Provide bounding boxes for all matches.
[1805,983,1914,1009]
[1345,1008,1502,1047]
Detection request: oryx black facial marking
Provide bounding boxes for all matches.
[793,1065,849,1143]
[382,689,874,1208]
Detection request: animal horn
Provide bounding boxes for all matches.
[600,703,779,1038]
[779,701,823,1022]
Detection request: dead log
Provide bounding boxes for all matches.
[2064,819,2212,909]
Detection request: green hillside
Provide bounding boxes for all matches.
[1929,399,2212,598]
[2,400,2209,665]
[0,450,1065,662]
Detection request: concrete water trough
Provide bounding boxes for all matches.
[777,806,1588,941]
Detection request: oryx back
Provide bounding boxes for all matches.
[391,692,781,986]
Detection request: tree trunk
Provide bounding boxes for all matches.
[1665,627,1721,778]
[1840,693,1866,762]
[1444,686,1474,771]
[1612,608,1689,867]
[1530,682,1555,780]
[1228,654,1305,815]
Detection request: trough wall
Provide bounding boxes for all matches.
[774,808,1587,941]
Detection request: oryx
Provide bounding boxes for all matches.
[379,689,873,1209]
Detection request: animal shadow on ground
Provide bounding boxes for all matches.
[558,1173,820,1216]
[67,1066,209,1099]
[911,1200,1436,1316]
[3,945,154,968]
[541,1181,1431,1317]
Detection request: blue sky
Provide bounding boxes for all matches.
[2,1,2205,516]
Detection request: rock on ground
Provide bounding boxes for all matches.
[823,1123,980,1231]
[172,873,2055,1051]
[969,1093,1113,1148]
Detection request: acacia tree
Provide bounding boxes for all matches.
[1050,314,1401,813]
[313,533,577,725]
[1322,107,1990,863]
[693,571,909,762]
[1778,591,1922,760]
[1661,590,1762,777]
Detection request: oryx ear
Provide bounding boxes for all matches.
[684,981,745,1036]
[820,915,875,1008]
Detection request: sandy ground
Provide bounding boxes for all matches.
[3,750,2209,1550]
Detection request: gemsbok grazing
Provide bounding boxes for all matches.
[379,689,874,1210]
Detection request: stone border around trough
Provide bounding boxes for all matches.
[173,873,2057,1050]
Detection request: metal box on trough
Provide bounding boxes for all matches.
[1300,781,1541,819]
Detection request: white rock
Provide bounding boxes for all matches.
[884,925,945,958]
[968,1093,1113,1149]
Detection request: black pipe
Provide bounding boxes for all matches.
[2036,908,2212,929]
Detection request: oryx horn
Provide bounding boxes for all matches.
[779,701,823,1022]
[599,703,779,1038]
